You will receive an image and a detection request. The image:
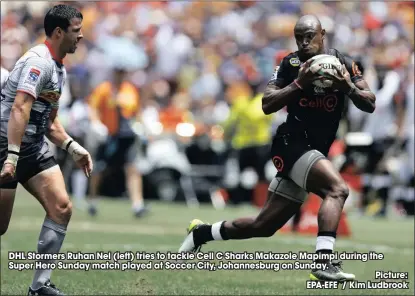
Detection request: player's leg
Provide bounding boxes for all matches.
[0,185,17,236]
[23,164,70,296]
[296,153,355,281]
[178,176,305,252]
[178,127,308,252]
[123,137,148,217]
[0,138,19,235]
[292,209,302,232]
[18,144,70,295]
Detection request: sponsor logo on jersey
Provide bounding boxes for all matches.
[290,57,301,67]
[272,156,284,172]
[26,68,41,85]
[299,95,338,112]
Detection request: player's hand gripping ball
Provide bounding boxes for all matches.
[309,54,343,88]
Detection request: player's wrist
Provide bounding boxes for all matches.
[61,138,74,152]
[346,85,356,96]
[6,144,20,166]
[61,138,82,155]
[61,138,88,162]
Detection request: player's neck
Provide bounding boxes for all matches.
[44,39,65,64]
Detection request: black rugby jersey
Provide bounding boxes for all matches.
[268,48,364,152]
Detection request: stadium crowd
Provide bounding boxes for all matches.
[1,1,414,217]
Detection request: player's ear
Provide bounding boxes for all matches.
[321,29,326,40]
[54,27,61,38]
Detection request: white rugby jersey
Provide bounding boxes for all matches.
[0,41,66,143]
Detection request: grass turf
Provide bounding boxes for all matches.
[1,187,413,295]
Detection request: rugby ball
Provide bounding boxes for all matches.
[309,54,342,88]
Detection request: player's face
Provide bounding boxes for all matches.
[294,27,324,59]
[62,17,83,54]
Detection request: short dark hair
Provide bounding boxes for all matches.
[44,4,83,37]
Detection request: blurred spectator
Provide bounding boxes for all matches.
[221,84,274,203]
[1,1,413,215]
[360,59,402,217]
[87,66,148,218]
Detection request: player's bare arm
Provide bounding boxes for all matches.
[327,64,376,113]
[7,92,34,148]
[262,60,320,114]
[0,92,35,182]
[262,83,300,115]
[47,109,93,178]
[347,78,376,113]
[46,108,70,147]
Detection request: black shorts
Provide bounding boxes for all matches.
[94,135,140,173]
[0,138,57,189]
[270,123,328,178]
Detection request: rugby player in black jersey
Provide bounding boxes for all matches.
[178,15,376,282]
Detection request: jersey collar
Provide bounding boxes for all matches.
[44,40,64,65]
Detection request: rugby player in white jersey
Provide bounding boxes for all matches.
[0,5,92,295]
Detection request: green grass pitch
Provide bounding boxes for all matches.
[1,187,413,295]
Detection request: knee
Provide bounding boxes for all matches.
[51,198,72,223]
[328,182,349,201]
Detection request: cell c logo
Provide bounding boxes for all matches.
[298,95,338,112]
[323,95,337,112]
[272,156,284,172]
